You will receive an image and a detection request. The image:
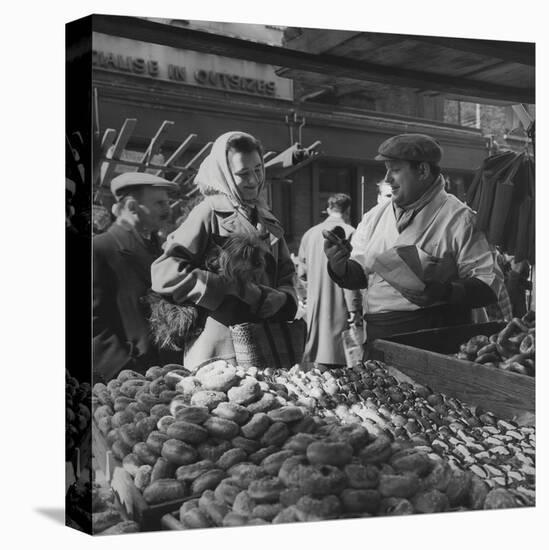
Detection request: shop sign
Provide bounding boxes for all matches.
[92,32,292,100]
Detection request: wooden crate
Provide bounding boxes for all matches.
[111,467,192,532]
[372,322,535,421]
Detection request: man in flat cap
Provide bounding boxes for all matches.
[324,133,500,353]
[93,172,177,381]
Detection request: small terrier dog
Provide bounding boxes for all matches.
[146,232,268,351]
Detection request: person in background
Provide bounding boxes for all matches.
[324,133,500,355]
[151,131,298,372]
[93,172,176,382]
[377,180,393,205]
[298,194,362,369]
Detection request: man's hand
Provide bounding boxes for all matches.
[400,281,451,307]
[323,238,351,278]
[256,288,288,319]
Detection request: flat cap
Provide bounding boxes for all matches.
[110,172,178,200]
[375,133,443,164]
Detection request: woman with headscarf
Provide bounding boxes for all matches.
[151,131,298,371]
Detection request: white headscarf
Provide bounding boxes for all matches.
[195,131,267,211]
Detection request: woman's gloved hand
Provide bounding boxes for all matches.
[256,287,288,319]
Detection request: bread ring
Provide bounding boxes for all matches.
[519,334,535,355]
[248,476,285,503]
[287,463,347,496]
[175,459,215,482]
[306,441,354,466]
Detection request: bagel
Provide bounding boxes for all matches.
[389,449,434,477]
[341,488,380,514]
[294,494,342,521]
[132,442,159,466]
[120,379,147,398]
[149,377,168,397]
[191,390,228,411]
[211,402,250,425]
[261,450,296,476]
[228,463,268,489]
[175,460,215,482]
[191,469,227,495]
[252,503,283,522]
[249,445,278,465]
[287,463,347,496]
[195,361,239,392]
[118,423,140,448]
[227,380,262,406]
[378,473,420,499]
[344,463,380,489]
[156,415,176,434]
[278,455,309,486]
[197,438,233,462]
[248,476,285,503]
[232,490,256,517]
[167,420,209,444]
[113,397,135,414]
[247,393,279,415]
[136,417,158,441]
[134,465,152,491]
[145,431,170,455]
[122,453,143,477]
[279,487,307,507]
[176,376,202,398]
[222,512,248,527]
[174,405,211,425]
[145,366,164,380]
[411,489,449,513]
[179,499,199,522]
[150,404,171,419]
[161,439,198,466]
[241,413,272,440]
[203,499,229,526]
[306,441,353,467]
[204,417,240,440]
[181,508,212,529]
[359,434,393,464]
[272,506,300,524]
[214,478,242,506]
[260,422,290,447]
[231,436,261,454]
[110,410,134,428]
[216,448,248,470]
[284,433,317,454]
[117,369,145,382]
[150,456,176,483]
[159,390,179,403]
[164,370,188,390]
[379,497,414,516]
[267,406,304,423]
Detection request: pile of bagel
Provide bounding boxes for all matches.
[92,359,527,529]
[455,311,535,376]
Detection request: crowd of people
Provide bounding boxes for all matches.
[84,129,530,383]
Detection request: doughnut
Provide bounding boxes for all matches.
[231,436,261,454]
[283,433,318,454]
[113,397,135,413]
[191,390,228,411]
[267,406,304,423]
[150,404,171,419]
[156,415,176,434]
[214,478,242,506]
[197,438,233,462]
[248,446,278,465]
[247,393,278,414]
[195,360,239,392]
[378,473,420,498]
[136,417,158,440]
[161,439,197,466]
[132,442,159,466]
[272,506,300,524]
[164,370,188,390]
[232,490,256,516]
[222,512,248,527]
[306,441,354,466]
[227,380,262,406]
[179,499,199,522]
[167,420,209,444]
[216,448,248,470]
[145,366,164,380]
[287,463,347,496]
[344,463,380,489]
[175,460,215,482]
[191,469,227,495]
[379,497,414,515]
[117,369,145,382]
[241,413,272,440]
[278,455,309,486]
[228,463,268,489]
[261,450,296,476]
[150,457,176,482]
[174,405,210,424]
[341,488,380,514]
[176,377,202,398]
[260,422,290,447]
[279,487,307,507]
[118,423,140,448]
[149,377,168,397]
[145,431,170,454]
[252,503,283,522]
[294,495,342,521]
[410,489,449,513]
[211,402,250,425]
[181,508,212,529]
[204,417,240,440]
[133,465,152,491]
[358,434,393,464]
[110,410,134,428]
[247,476,285,503]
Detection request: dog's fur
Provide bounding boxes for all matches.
[146,232,268,351]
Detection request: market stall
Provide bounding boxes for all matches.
[90,334,535,531]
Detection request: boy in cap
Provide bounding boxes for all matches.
[324,133,500,353]
[93,172,177,381]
